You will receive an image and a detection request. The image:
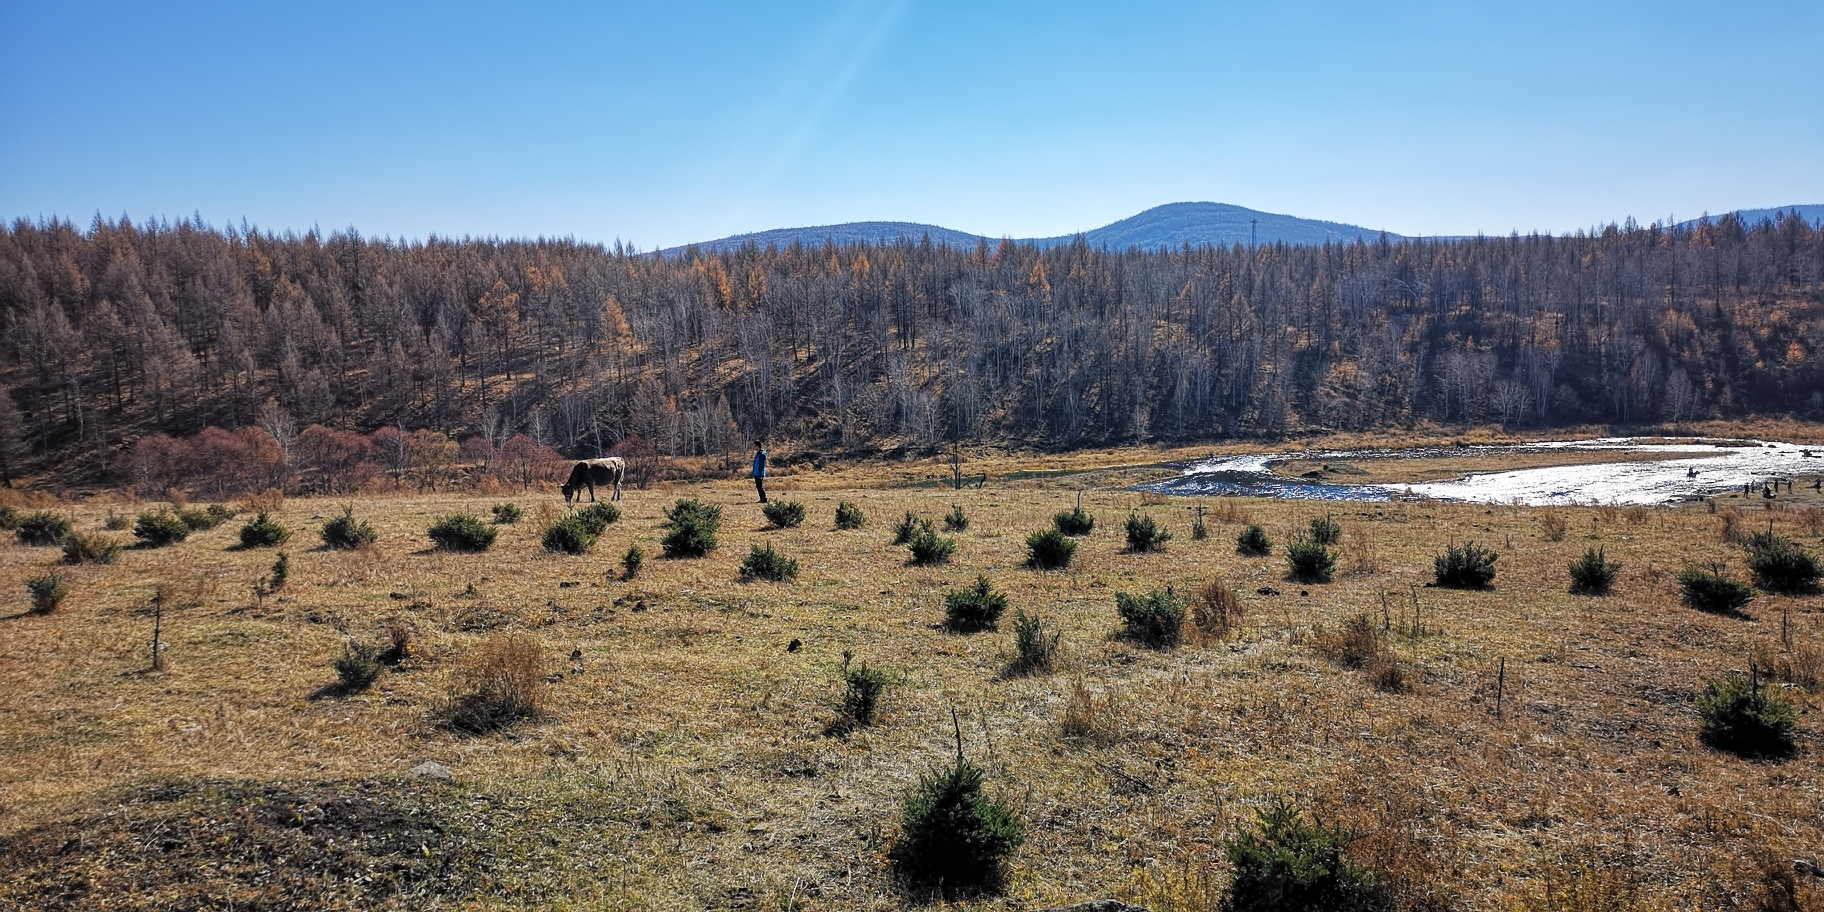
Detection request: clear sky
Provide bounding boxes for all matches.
[2,1,1820,247]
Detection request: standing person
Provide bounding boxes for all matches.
[750,440,768,503]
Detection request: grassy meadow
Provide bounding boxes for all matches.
[1,446,1822,910]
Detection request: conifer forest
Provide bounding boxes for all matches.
[1,212,1819,487]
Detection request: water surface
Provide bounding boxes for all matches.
[1139,438,1824,506]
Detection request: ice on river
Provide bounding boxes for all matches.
[1146,438,1824,506]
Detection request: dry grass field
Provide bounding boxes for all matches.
[1,448,1822,910]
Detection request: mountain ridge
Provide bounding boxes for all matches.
[664,201,1824,254]
[663,202,1392,254]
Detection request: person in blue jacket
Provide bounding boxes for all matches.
[750,440,768,503]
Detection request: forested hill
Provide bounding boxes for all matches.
[1031,202,1391,249]
[665,201,1394,254]
[666,221,987,254]
[0,211,1820,487]
[1676,205,1824,231]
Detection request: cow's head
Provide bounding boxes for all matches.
[561,482,576,504]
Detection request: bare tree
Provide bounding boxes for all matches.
[1491,380,1532,429]
[256,401,299,474]
[0,386,24,487]
[1663,368,1698,428]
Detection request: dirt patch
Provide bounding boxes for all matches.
[0,778,479,911]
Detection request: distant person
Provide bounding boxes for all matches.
[750,440,768,503]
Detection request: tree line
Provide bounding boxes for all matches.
[0,211,1819,487]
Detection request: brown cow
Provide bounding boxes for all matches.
[561,457,625,503]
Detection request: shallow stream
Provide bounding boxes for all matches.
[1138,437,1824,506]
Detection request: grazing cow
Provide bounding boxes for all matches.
[561,457,626,503]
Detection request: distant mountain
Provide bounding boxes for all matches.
[663,202,1397,254]
[669,220,986,253]
[1674,205,1824,230]
[1031,202,1394,249]
[662,201,1824,255]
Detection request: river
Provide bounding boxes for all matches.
[1137,438,1824,506]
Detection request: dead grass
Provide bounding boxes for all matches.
[0,461,1821,909]
[442,634,547,734]
[1188,577,1246,642]
[1345,524,1384,575]
[1313,612,1382,668]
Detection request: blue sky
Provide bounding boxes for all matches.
[2,1,1819,247]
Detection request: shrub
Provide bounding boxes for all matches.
[838,653,891,729]
[1007,610,1059,676]
[177,505,226,531]
[428,514,497,552]
[1060,677,1108,742]
[103,510,130,531]
[490,502,523,524]
[1567,546,1620,595]
[1190,578,1245,641]
[762,500,807,529]
[944,575,1008,632]
[621,544,644,579]
[1124,512,1171,552]
[891,510,920,545]
[943,503,970,532]
[541,516,597,554]
[1433,540,1498,589]
[1054,505,1094,536]
[1025,527,1076,570]
[834,499,866,530]
[739,542,799,582]
[907,520,957,565]
[1678,567,1754,615]
[331,640,385,691]
[321,506,377,550]
[1236,523,1272,557]
[268,552,290,591]
[239,512,290,548]
[1696,669,1797,757]
[1367,656,1410,693]
[444,635,547,733]
[895,756,1026,890]
[1540,512,1567,542]
[242,487,284,514]
[1316,613,1382,668]
[133,509,191,547]
[661,497,721,557]
[1743,532,1821,594]
[1221,798,1388,912]
[1285,536,1337,583]
[16,511,70,546]
[380,623,417,665]
[574,501,621,535]
[61,530,121,565]
[1308,514,1342,546]
[26,573,71,614]
[1116,586,1186,648]
[0,505,18,530]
